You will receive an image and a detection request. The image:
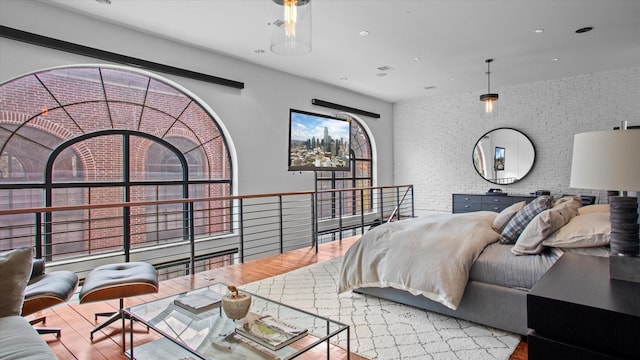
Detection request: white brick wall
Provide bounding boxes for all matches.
[393,67,640,212]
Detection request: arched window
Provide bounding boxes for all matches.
[0,65,232,260]
[315,116,373,219]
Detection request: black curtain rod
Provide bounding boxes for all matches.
[311,99,380,119]
[0,25,244,90]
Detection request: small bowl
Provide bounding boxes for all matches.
[221,293,252,320]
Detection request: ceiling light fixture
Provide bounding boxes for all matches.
[270,0,312,56]
[479,59,499,115]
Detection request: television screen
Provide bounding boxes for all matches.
[288,109,351,171]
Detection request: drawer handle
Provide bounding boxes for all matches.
[464,205,470,208]
[493,206,500,210]
[464,197,470,201]
[493,199,500,202]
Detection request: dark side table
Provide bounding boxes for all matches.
[527,253,640,359]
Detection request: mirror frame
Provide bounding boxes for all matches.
[472,127,536,185]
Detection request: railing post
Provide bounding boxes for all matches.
[396,187,401,221]
[188,201,195,275]
[312,193,318,253]
[123,205,131,262]
[278,195,283,253]
[379,188,384,223]
[338,191,343,237]
[360,188,365,234]
[34,212,43,259]
[410,186,415,218]
[239,198,244,263]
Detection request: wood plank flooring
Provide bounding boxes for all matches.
[27,236,527,359]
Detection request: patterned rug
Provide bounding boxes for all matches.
[242,257,520,360]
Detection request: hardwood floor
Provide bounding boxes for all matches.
[28,236,527,359]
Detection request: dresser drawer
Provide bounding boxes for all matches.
[452,194,482,204]
[481,203,510,212]
[453,202,482,212]
[481,195,513,205]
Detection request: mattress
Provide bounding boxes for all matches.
[469,242,562,290]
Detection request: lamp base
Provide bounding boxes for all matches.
[608,196,639,256]
[610,255,640,283]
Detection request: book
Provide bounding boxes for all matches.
[235,312,308,351]
[173,290,222,314]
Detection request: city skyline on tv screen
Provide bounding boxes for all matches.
[288,110,351,171]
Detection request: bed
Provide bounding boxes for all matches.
[338,196,611,335]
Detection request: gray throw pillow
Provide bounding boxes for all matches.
[0,247,34,317]
[500,195,553,244]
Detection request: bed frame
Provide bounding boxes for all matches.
[355,280,529,336]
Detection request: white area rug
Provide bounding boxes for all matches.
[242,257,520,360]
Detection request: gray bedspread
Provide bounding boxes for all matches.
[470,242,562,290]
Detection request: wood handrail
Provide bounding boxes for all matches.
[0,185,413,216]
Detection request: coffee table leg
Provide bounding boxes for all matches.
[129,315,134,359]
[347,326,350,360]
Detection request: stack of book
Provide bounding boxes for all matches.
[173,290,223,314]
[235,312,308,350]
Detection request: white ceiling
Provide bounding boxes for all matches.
[46,0,640,103]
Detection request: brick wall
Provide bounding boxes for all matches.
[393,67,640,212]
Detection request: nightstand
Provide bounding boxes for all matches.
[527,253,640,359]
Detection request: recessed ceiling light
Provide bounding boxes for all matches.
[254,49,265,54]
[424,86,437,90]
[413,57,420,62]
[552,58,559,62]
[95,0,112,4]
[340,77,348,81]
[535,28,544,34]
[449,77,454,81]
[575,26,594,34]
[359,30,370,36]
[376,73,387,77]
[377,65,393,71]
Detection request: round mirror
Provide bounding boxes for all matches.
[472,127,535,185]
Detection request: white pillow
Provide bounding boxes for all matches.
[542,212,611,248]
[578,204,609,215]
[492,201,525,233]
[553,195,582,208]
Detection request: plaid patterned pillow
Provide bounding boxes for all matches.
[499,195,553,244]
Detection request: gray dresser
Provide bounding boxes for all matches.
[452,193,535,213]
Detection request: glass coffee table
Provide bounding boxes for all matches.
[123,283,350,359]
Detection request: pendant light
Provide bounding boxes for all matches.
[480,59,499,114]
[271,0,312,56]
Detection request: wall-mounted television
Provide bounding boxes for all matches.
[288,109,351,171]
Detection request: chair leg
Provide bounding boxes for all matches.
[29,316,46,326]
[29,316,62,337]
[90,299,139,342]
[90,310,123,341]
[35,327,62,337]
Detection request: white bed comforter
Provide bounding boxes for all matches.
[338,211,499,310]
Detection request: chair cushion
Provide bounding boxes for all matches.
[0,247,33,317]
[23,271,79,317]
[79,262,158,303]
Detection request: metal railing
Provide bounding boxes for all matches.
[0,185,414,280]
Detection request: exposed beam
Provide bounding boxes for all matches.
[0,25,244,90]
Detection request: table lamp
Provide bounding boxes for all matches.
[569,127,640,283]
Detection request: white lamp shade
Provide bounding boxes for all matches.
[570,129,640,191]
